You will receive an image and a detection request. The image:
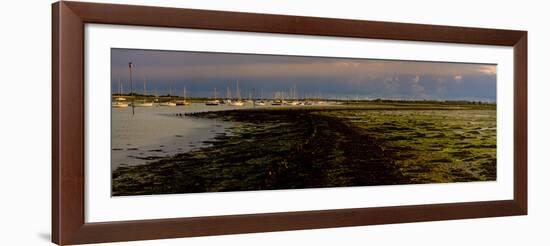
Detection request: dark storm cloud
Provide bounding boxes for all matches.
[111,48,496,101]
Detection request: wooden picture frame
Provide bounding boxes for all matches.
[52,1,527,245]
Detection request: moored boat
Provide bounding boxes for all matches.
[133,101,154,107]
[112,101,129,108]
[131,78,154,107]
[205,100,220,106]
[206,88,220,106]
[112,79,129,108]
[160,82,177,106]
[229,101,244,106]
[175,100,191,106]
[229,80,244,106]
[176,86,191,106]
[159,101,176,106]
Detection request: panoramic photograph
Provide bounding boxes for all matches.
[111,48,497,196]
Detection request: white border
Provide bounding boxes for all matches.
[85,24,514,223]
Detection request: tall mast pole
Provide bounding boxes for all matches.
[236,80,241,101]
[252,88,256,108]
[170,81,173,98]
[129,62,134,115]
[143,78,147,96]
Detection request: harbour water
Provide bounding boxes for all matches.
[111,103,257,170]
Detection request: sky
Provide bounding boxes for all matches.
[111,48,497,101]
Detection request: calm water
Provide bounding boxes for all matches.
[111,103,260,170]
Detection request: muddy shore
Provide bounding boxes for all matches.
[112,108,411,196]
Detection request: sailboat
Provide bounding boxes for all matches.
[222,86,232,104]
[271,91,283,105]
[205,88,220,106]
[229,80,244,106]
[133,78,153,107]
[175,86,191,106]
[256,88,266,106]
[287,85,300,105]
[112,78,129,108]
[160,81,177,106]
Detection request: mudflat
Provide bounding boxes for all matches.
[112,103,496,196]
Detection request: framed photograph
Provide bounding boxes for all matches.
[52,1,527,245]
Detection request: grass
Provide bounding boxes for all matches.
[315,104,496,183]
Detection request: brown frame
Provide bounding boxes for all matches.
[52,1,527,245]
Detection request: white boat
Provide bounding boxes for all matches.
[160,82,177,106]
[206,88,220,106]
[112,79,129,108]
[229,101,244,106]
[133,78,153,107]
[112,101,128,108]
[159,102,176,106]
[205,100,220,106]
[229,80,244,106]
[176,86,191,105]
[133,101,153,107]
[223,86,232,105]
[256,89,266,106]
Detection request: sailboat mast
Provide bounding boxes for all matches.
[117,78,121,96]
[143,78,147,96]
[236,80,241,100]
[169,81,173,97]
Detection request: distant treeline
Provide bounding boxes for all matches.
[113,93,494,105]
[346,98,496,105]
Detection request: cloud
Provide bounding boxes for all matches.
[112,49,497,82]
[111,49,497,101]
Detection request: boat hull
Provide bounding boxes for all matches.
[133,102,154,107]
[112,103,129,108]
